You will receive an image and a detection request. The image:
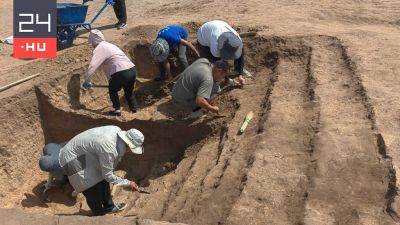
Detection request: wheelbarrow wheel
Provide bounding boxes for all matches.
[57,27,75,50]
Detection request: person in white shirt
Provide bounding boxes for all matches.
[197,20,252,86]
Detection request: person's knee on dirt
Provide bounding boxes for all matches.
[150,25,200,81]
[171,59,229,118]
[83,30,138,116]
[59,126,144,216]
[197,20,252,86]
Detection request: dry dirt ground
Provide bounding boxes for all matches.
[1,0,400,225]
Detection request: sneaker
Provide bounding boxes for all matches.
[109,110,121,116]
[117,22,126,30]
[242,68,252,77]
[130,108,137,113]
[108,203,127,214]
[232,68,252,77]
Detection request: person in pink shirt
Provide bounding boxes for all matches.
[83,30,137,116]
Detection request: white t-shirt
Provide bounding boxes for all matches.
[197,20,241,58]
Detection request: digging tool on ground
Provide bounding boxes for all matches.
[138,188,150,194]
[92,84,108,88]
[0,73,41,92]
[238,111,254,134]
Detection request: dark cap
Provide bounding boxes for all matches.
[214,59,230,72]
[217,32,243,60]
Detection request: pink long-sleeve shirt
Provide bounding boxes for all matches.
[87,41,135,80]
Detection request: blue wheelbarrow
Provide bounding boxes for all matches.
[57,0,115,50]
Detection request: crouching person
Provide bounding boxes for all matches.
[39,143,70,194]
[59,125,144,216]
[172,58,229,118]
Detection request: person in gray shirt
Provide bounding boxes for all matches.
[172,58,229,115]
[59,125,144,216]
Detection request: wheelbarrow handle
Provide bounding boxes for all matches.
[106,0,115,6]
[82,0,115,6]
[82,0,93,4]
[89,0,115,24]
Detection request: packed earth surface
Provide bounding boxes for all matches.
[1,0,400,225]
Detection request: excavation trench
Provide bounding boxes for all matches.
[34,85,214,215]
[13,37,230,216]
[0,27,396,224]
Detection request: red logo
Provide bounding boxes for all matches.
[14,0,56,59]
[14,38,56,58]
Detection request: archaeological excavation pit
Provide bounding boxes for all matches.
[0,24,396,224]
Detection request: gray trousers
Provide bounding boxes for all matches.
[158,45,188,79]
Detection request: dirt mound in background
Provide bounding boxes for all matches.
[0,23,397,225]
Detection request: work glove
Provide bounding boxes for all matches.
[82,79,93,89]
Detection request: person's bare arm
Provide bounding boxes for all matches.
[181,39,200,58]
[237,75,245,85]
[196,96,219,113]
[129,181,140,192]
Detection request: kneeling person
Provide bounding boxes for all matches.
[59,125,144,216]
[39,143,70,193]
[172,58,229,117]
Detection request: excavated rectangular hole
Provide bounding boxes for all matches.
[0,83,215,216]
[0,25,317,223]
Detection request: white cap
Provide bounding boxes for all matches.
[117,129,144,154]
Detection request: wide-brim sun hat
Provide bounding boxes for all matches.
[150,38,170,62]
[217,32,243,60]
[118,129,144,154]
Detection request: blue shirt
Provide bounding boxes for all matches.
[157,25,188,49]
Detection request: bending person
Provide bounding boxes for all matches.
[150,25,200,81]
[59,125,144,216]
[83,30,138,116]
[172,58,229,118]
[39,143,70,194]
[197,20,252,85]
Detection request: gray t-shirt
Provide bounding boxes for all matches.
[172,58,214,107]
